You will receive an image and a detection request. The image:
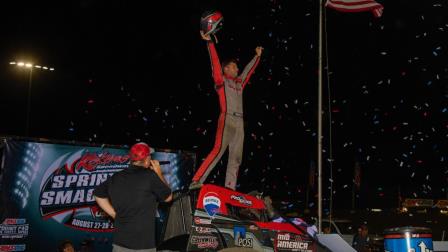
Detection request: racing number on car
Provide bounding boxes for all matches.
[234,226,254,248]
[236,237,253,248]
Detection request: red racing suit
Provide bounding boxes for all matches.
[192,41,260,190]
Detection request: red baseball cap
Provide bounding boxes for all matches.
[129,142,151,161]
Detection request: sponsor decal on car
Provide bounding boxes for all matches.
[234,226,254,248]
[230,195,253,206]
[275,233,312,252]
[190,235,219,249]
[194,217,212,225]
[203,192,221,217]
[194,226,214,234]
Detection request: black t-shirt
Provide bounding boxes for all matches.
[93,165,171,249]
[352,234,370,252]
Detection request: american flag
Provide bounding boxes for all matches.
[326,0,384,18]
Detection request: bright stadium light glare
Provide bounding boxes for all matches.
[10,61,55,135]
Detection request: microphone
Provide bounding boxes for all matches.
[158,161,171,165]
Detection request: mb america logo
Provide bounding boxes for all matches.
[39,150,129,232]
[275,233,313,252]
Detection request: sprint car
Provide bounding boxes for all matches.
[158,184,330,252]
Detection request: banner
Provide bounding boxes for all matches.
[0,139,195,251]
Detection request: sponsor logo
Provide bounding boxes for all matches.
[203,192,221,217]
[2,219,26,225]
[194,217,211,225]
[231,195,253,206]
[0,219,29,239]
[73,152,129,172]
[190,235,219,249]
[38,151,129,232]
[0,245,26,252]
[275,233,312,252]
[234,226,254,248]
[194,226,214,234]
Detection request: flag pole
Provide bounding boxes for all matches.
[352,179,355,210]
[352,162,356,210]
[305,182,310,211]
[317,0,324,234]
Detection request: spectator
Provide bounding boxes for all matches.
[352,224,371,252]
[93,142,172,252]
[57,240,75,252]
[80,239,94,252]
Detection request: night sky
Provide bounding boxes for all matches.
[0,0,447,211]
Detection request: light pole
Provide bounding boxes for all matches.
[10,61,55,136]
